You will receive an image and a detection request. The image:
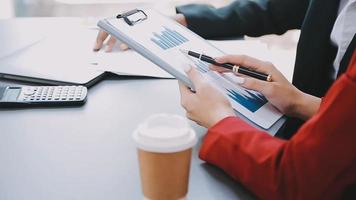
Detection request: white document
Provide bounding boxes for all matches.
[98,8,283,129]
[0,29,44,60]
[79,27,173,78]
[0,27,98,81]
[0,24,173,80]
[92,49,172,78]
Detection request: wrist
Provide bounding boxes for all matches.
[292,91,321,120]
[209,109,236,128]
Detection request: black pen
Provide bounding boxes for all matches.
[180,49,272,82]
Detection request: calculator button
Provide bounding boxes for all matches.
[23,90,35,96]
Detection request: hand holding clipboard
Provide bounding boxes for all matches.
[93,11,188,52]
[97,8,283,129]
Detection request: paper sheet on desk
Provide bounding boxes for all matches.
[0,25,173,79]
[0,27,45,60]
[77,27,173,78]
[0,27,96,80]
[91,49,173,78]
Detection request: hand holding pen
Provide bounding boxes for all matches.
[181,54,317,119]
[180,49,272,82]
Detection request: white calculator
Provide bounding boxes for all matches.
[0,85,87,107]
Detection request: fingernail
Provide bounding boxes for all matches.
[181,64,192,73]
[119,43,129,50]
[93,44,100,51]
[215,57,223,63]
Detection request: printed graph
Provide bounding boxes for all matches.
[151,26,189,50]
[226,89,267,112]
[193,59,210,73]
[181,50,268,113]
[205,65,267,113]
[183,52,210,73]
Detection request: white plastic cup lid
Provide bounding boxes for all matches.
[133,114,198,153]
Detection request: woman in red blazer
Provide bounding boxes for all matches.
[178,52,356,199]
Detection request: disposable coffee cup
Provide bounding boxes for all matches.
[133,114,197,200]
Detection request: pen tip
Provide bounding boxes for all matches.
[179,49,188,54]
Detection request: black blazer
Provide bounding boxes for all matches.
[177,0,355,138]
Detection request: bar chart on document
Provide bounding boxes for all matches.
[150,26,189,50]
[149,26,267,111]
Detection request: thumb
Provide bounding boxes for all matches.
[240,78,270,95]
[183,65,205,88]
[178,81,193,97]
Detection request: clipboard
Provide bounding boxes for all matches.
[98,8,283,130]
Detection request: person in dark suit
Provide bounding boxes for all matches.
[95,0,356,138]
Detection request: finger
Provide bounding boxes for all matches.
[209,65,230,73]
[178,81,193,97]
[94,31,109,51]
[185,66,206,88]
[215,55,274,74]
[240,77,271,95]
[105,36,117,52]
[178,82,194,110]
[119,43,129,51]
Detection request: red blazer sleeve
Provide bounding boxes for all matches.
[199,52,356,200]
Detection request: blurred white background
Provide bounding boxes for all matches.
[0,0,232,18]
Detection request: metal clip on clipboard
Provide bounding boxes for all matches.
[116,9,148,26]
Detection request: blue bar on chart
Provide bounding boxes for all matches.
[226,89,267,112]
[194,59,209,73]
[151,26,189,50]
